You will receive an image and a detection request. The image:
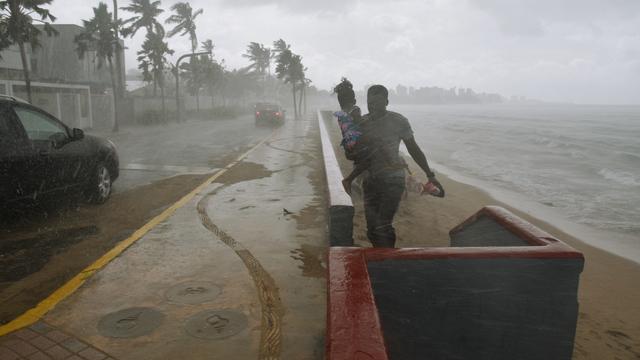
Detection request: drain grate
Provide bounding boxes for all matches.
[97,307,164,338]
[185,309,248,340]
[164,281,222,305]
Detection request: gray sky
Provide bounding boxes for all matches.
[52,0,640,104]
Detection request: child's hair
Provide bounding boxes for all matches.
[333,78,356,109]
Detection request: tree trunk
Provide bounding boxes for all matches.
[292,82,297,119]
[17,41,32,103]
[298,84,303,118]
[196,88,200,112]
[303,84,307,115]
[112,0,125,98]
[108,57,119,132]
[160,80,166,123]
[153,78,157,97]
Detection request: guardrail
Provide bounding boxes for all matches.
[318,110,354,246]
[327,206,584,360]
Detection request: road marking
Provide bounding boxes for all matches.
[121,163,216,174]
[0,132,275,337]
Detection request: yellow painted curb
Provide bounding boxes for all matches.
[0,133,273,336]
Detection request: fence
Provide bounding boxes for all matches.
[0,80,96,129]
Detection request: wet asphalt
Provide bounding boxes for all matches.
[41,116,327,359]
[88,115,273,193]
[0,115,278,325]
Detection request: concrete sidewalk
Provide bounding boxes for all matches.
[0,117,326,360]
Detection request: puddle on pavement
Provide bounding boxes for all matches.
[0,226,98,282]
[291,197,324,231]
[290,245,326,278]
[214,161,274,185]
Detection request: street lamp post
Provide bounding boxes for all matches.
[174,51,212,123]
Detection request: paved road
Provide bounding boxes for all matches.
[1,115,327,359]
[0,114,277,324]
[88,115,273,193]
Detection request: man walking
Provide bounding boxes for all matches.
[359,85,443,247]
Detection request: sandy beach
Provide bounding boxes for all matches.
[349,164,640,359]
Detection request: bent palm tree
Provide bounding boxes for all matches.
[243,42,271,99]
[121,0,164,96]
[274,39,305,119]
[120,0,163,37]
[165,1,203,110]
[165,1,202,52]
[137,25,173,121]
[75,2,121,132]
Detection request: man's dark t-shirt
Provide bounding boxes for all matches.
[359,110,414,178]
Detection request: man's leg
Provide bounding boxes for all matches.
[363,177,382,245]
[371,178,405,247]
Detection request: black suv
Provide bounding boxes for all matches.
[254,103,285,126]
[0,96,119,207]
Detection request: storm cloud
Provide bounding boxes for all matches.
[50,0,640,104]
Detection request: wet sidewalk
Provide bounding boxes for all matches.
[0,117,327,360]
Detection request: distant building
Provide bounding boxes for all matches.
[0,24,125,129]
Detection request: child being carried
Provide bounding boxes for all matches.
[333,78,372,194]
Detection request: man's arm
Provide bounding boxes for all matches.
[403,136,436,179]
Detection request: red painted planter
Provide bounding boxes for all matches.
[326,206,584,360]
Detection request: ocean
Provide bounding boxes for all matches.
[391,103,640,262]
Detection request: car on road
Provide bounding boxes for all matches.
[0,95,119,207]
[254,102,285,126]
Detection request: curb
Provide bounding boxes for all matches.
[317,110,354,247]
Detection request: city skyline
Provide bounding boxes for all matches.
[39,0,640,105]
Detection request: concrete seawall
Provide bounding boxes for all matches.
[318,110,354,246]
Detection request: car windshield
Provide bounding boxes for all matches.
[0,2,638,360]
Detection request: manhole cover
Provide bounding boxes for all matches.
[185,309,248,340]
[98,307,164,338]
[165,281,222,305]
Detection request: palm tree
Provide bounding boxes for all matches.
[137,25,173,121]
[201,38,213,55]
[166,1,203,110]
[75,2,121,132]
[165,2,202,52]
[0,0,57,103]
[121,0,164,96]
[290,54,306,118]
[302,77,311,115]
[273,39,293,117]
[120,0,163,37]
[200,39,221,107]
[243,42,271,76]
[112,0,124,127]
[274,39,305,119]
[0,18,12,52]
[243,42,272,99]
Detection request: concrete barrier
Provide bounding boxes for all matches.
[327,206,584,360]
[318,110,354,246]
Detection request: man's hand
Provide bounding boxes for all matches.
[423,176,444,197]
